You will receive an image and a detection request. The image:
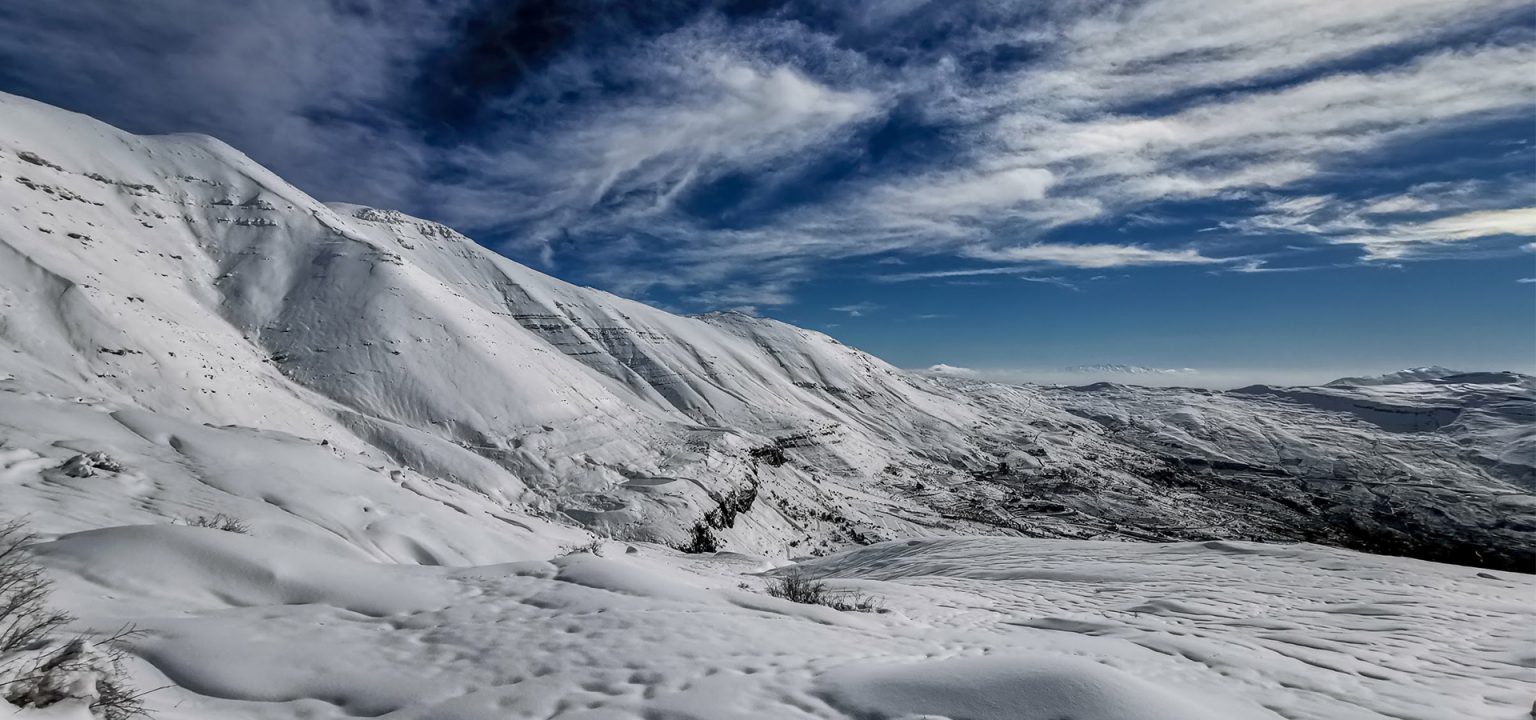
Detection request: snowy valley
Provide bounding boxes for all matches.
[0,92,1532,719]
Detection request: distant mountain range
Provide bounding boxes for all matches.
[1063,364,1199,376]
[925,363,1199,377]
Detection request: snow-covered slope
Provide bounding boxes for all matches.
[2,89,1532,569]
[0,91,991,556]
[5,384,1527,719]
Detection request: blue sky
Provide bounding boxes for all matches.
[2,0,1532,383]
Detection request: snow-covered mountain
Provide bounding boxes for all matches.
[1,90,1532,569]
[2,92,1533,720]
[0,91,995,558]
[1327,365,1464,386]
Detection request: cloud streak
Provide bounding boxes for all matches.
[964,243,1225,268]
[1337,208,1536,260]
[1228,182,1536,261]
[1,0,1531,308]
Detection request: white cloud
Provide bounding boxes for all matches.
[579,58,877,208]
[687,281,798,309]
[1041,0,1530,108]
[965,243,1225,269]
[876,167,1055,216]
[986,45,1536,205]
[1407,208,1536,239]
[1362,195,1439,215]
[919,364,978,377]
[831,302,879,317]
[642,4,1536,302]
[1339,208,1536,260]
[445,46,882,248]
[7,0,1531,307]
[877,266,1070,283]
[1228,182,1536,262]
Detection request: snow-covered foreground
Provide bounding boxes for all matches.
[2,381,1531,718]
[24,527,1534,720]
[3,385,1526,719]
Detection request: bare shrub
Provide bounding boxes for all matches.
[181,513,249,534]
[559,538,605,557]
[0,519,154,718]
[7,629,155,720]
[0,520,71,655]
[766,569,882,613]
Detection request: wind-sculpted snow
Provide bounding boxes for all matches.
[3,391,1530,717]
[798,538,1535,720]
[21,526,1534,719]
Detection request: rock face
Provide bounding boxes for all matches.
[0,91,1531,570]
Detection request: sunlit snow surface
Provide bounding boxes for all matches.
[1,391,1529,719]
[22,526,1534,720]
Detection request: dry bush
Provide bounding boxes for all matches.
[559,538,605,557]
[181,513,249,534]
[0,519,154,718]
[766,569,882,613]
[0,519,70,655]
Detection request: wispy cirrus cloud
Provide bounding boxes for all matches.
[1338,208,1536,260]
[1,0,1531,309]
[1227,179,1536,262]
[436,44,883,250]
[874,266,1082,291]
[963,243,1225,268]
[877,267,1059,283]
[830,302,879,317]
